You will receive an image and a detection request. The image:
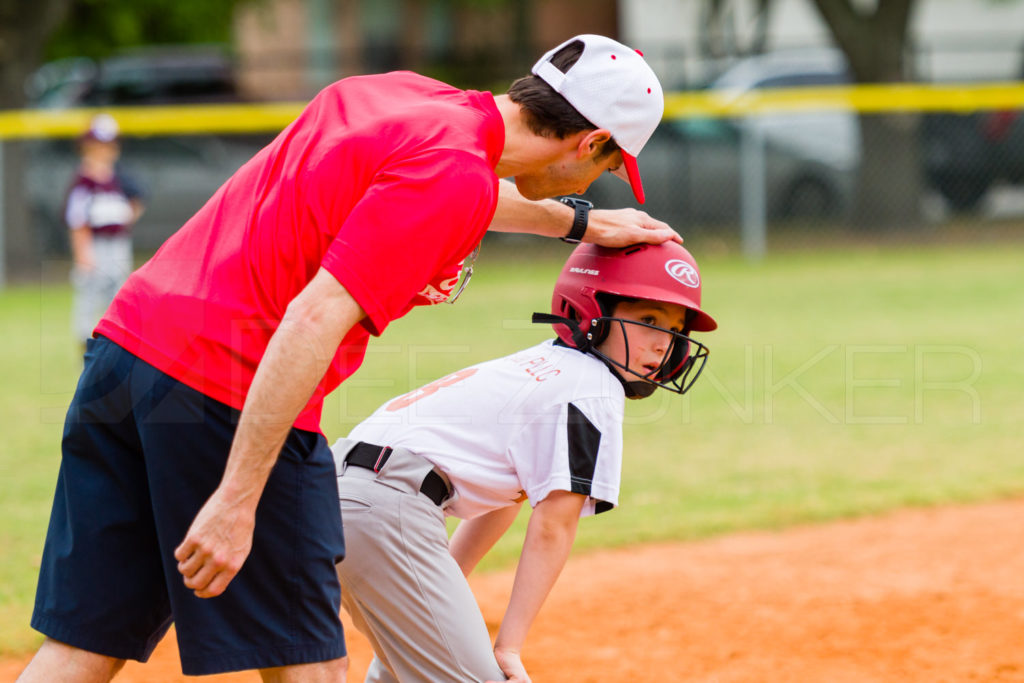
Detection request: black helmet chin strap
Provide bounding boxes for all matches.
[622,380,657,399]
[531,312,593,352]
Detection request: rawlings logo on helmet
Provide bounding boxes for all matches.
[665,259,700,288]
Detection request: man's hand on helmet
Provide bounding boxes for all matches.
[585,207,682,248]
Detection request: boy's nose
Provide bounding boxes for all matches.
[652,332,671,355]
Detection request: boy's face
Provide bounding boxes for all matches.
[595,299,690,382]
[81,138,121,165]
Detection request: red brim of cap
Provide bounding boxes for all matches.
[611,152,645,204]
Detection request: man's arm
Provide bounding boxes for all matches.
[488,179,682,247]
[486,490,586,683]
[174,267,365,598]
[449,503,523,577]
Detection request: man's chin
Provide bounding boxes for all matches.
[511,178,552,201]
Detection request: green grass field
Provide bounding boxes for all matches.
[2,240,1022,655]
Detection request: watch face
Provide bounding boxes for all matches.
[560,197,593,209]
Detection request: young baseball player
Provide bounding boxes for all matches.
[333,240,717,683]
[65,114,145,351]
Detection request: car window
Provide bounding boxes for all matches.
[671,117,738,141]
[28,53,238,108]
[756,72,848,89]
[83,72,236,106]
[121,137,226,165]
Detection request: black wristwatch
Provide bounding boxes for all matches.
[558,197,593,244]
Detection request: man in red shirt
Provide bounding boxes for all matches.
[21,35,673,683]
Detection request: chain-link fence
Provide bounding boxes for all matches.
[3,41,1024,284]
[584,104,1024,256]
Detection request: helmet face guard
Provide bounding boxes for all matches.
[584,317,710,395]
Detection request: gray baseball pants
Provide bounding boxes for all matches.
[70,234,132,343]
[332,439,506,683]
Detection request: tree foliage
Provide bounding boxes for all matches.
[0,0,73,108]
[45,0,259,61]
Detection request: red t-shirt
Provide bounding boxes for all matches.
[96,71,504,432]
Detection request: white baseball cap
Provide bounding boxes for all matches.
[531,34,664,204]
[82,113,120,143]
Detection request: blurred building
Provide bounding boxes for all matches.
[621,0,1024,88]
[232,0,1024,101]
[233,0,618,100]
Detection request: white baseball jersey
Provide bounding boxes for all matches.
[348,340,625,519]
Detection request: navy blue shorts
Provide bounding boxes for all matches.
[31,336,347,675]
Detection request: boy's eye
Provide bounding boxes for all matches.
[640,315,658,326]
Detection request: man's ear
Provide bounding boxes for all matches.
[576,129,613,159]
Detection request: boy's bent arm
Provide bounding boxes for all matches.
[174,267,365,599]
[488,490,586,683]
[69,226,94,270]
[449,503,523,577]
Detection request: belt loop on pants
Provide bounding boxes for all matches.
[344,441,451,506]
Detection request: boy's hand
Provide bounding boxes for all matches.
[489,646,531,683]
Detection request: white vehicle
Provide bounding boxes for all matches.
[584,48,858,228]
[709,48,859,172]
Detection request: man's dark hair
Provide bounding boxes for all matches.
[508,40,621,158]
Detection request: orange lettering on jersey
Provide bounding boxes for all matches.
[385,368,478,411]
[512,354,561,382]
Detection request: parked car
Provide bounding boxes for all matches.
[584,114,856,230]
[711,47,1024,214]
[26,47,240,109]
[921,53,1024,211]
[589,46,1024,224]
[584,49,858,229]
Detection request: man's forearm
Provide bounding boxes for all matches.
[220,268,364,505]
[219,321,334,503]
[488,179,573,238]
[173,268,364,598]
[488,179,682,247]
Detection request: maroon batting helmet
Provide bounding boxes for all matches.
[535,241,717,397]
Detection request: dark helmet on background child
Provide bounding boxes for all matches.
[534,241,717,398]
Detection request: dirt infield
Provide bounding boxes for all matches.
[4,498,1024,682]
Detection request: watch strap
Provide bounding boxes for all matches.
[559,197,592,243]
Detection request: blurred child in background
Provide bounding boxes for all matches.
[65,114,145,351]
